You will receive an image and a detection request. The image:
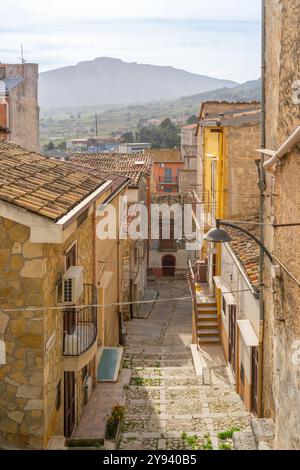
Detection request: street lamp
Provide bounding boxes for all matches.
[204,219,274,264]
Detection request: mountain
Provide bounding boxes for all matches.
[39,57,238,108]
[179,78,261,104]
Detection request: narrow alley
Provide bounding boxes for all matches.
[119,279,252,451]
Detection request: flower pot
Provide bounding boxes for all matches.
[104,419,122,450]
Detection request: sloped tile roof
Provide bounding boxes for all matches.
[67,153,152,187]
[148,149,183,163]
[0,141,127,222]
[226,225,260,289]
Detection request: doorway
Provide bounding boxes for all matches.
[162,255,176,277]
[64,371,76,438]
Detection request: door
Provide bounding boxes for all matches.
[228,305,236,375]
[162,255,176,276]
[64,372,75,438]
[252,347,259,415]
[164,167,172,183]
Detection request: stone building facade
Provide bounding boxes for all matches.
[0,142,129,448]
[0,64,39,151]
[262,0,300,450]
[66,153,153,321]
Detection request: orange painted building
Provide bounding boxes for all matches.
[149,149,183,193]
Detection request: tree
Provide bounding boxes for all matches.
[47,141,55,150]
[186,115,198,125]
[120,132,135,143]
[58,141,66,150]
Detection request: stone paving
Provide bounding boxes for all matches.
[119,279,252,451]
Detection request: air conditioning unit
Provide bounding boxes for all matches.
[62,266,83,305]
[84,376,93,403]
[159,163,165,168]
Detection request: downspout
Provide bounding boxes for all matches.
[260,0,266,323]
[259,0,266,418]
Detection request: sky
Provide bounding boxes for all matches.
[0,0,261,83]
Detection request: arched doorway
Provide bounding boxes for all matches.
[162,255,176,277]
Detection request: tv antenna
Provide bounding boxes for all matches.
[19,44,26,77]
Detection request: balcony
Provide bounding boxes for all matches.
[158,176,178,185]
[63,285,97,358]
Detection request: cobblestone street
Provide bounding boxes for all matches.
[120,279,252,451]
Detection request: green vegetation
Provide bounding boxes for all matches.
[136,118,180,148]
[217,427,240,441]
[181,433,213,451]
[219,443,232,451]
[105,406,124,440]
[67,439,103,448]
[130,377,161,386]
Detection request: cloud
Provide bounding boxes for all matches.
[2,0,261,22]
[0,1,261,82]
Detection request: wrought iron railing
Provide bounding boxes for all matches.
[63,285,97,357]
[158,176,178,184]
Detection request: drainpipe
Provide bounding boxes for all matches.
[260,0,266,323]
[258,0,266,418]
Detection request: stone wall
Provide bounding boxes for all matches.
[224,123,260,219]
[0,217,45,448]
[0,209,97,448]
[264,0,300,449]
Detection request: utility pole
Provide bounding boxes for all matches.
[95,114,99,153]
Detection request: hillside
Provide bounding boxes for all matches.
[40,78,261,145]
[39,57,237,108]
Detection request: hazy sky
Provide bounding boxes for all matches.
[0,0,261,82]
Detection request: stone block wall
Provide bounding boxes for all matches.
[224,123,260,219]
[0,217,45,448]
[264,0,300,449]
[0,209,97,448]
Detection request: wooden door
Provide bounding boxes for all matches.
[228,305,236,375]
[252,347,259,415]
[64,372,75,438]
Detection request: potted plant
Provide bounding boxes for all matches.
[104,405,124,450]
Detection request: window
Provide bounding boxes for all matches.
[222,296,227,317]
[82,365,88,383]
[159,215,176,250]
[77,209,89,227]
[65,242,77,270]
[240,363,245,386]
[164,167,172,183]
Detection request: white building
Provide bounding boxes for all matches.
[118,142,151,154]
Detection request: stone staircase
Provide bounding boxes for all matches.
[196,302,220,345]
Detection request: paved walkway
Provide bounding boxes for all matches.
[119,279,252,450]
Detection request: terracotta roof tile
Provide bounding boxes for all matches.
[226,224,260,289]
[148,149,183,163]
[67,153,152,187]
[0,141,128,222]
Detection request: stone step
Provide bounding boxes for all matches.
[197,328,219,336]
[196,313,218,319]
[198,336,220,344]
[197,321,219,328]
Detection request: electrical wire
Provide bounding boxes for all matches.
[0,285,274,314]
